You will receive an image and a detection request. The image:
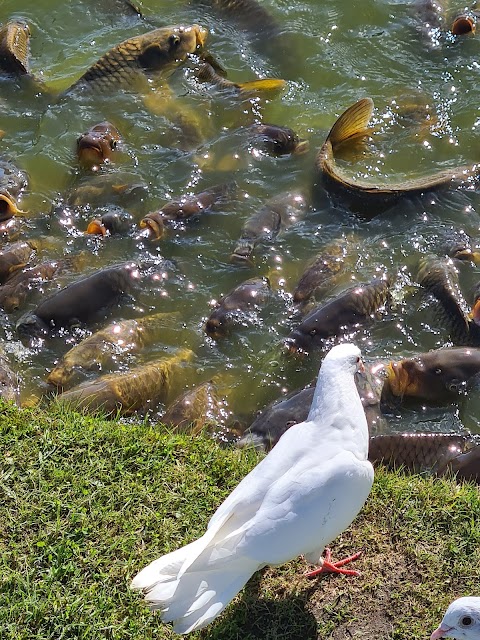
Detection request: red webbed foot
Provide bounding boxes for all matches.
[304,547,362,578]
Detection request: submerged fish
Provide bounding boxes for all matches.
[436,228,480,264]
[230,191,308,265]
[0,260,59,312]
[47,311,181,388]
[380,347,480,407]
[65,24,207,94]
[158,182,236,222]
[0,241,34,284]
[247,124,308,156]
[66,172,148,212]
[195,62,286,95]
[205,276,272,338]
[77,122,122,170]
[191,0,280,39]
[369,432,480,482]
[417,254,473,345]
[285,277,390,355]
[292,242,347,307]
[16,262,140,341]
[56,348,194,415]
[0,20,31,75]
[315,98,479,213]
[162,381,222,434]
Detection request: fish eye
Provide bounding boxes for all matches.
[169,34,181,48]
[309,329,316,336]
[110,140,117,150]
[461,616,473,626]
[435,368,442,375]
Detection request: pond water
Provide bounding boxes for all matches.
[1,0,480,436]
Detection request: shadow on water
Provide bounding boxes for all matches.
[202,570,319,639]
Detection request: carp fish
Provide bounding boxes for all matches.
[162,381,223,434]
[292,241,348,307]
[369,432,480,482]
[230,191,308,265]
[0,20,31,75]
[416,254,476,345]
[77,122,122,170]
[0,260,59,312]
[86,207,134,236]
[55,348,194,416]
[65,24,208,94]
[285,277,391,355]
[0,158,28,221]
[16,262,140,342]
[195,62,286,95]
[247,124,308,156]
[47,311,182,388]
[205,276,272,338]
[381,347,480,408]
[0,241,34,284]
[315,98,480,214]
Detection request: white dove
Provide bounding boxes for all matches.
[431,597,480,639]
[130,342,374,634]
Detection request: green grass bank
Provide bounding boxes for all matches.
[1,401,479,640]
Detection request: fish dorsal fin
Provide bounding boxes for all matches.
[327,97,374,148]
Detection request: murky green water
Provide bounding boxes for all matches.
[1,0,480,435]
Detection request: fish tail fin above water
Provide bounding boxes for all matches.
[327,97,374,148]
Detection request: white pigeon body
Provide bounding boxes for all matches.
[131,343,374,635]
[431,597,480,639]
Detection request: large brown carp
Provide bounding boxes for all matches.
[47,311,182,388]
[230,191,308,265]
[205,276,272,338]
[16,262,140,341]
[292,242,347,307]
[285,277,390,355]
[315,98,479,214]
[55,348,193,415]
[380,347,480,407]
[65,24,207,94]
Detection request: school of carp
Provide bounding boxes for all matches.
[2,0,480,479]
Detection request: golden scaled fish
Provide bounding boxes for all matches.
[66,24,208,94]
[77,122,122,170]
[292,241,347,307]
[47,311,182,388]
[195,62,286,95]
[285,276,391,355]
[0,20,31,75]
[380,347,480,407]
[162,381,222,435]
[315,98,479,210]
[55,348,194,416]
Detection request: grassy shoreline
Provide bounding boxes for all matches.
[1,401,479,639]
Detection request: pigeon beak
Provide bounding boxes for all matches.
[430,625,453,640]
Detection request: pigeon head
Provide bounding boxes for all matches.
[323,343,364,375]
[431,597,480,639]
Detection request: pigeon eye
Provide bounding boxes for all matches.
[461,616,473,626]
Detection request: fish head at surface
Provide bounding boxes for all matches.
[76,122,121,170]
[431,597,480,640]
[16,312,50,346]
[451,14,476,36]
[137,25,208,72]
[0,191,23,221]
